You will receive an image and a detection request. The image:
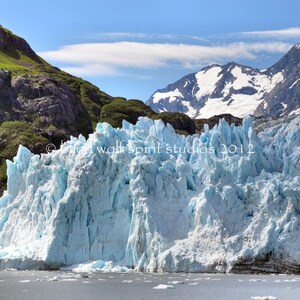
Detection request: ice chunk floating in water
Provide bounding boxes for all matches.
[153,284,174,290]
[0,116,299,272]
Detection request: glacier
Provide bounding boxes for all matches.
[0,116,299,273]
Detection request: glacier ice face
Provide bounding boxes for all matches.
[0,116,299,272]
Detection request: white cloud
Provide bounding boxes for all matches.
[89,32,208,42]
[39,41,292,77]
[62,65,120,76]
[240,27,300,38]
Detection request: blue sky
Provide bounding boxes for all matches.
[1,0,300,100]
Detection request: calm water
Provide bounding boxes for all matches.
[0,270,299,300]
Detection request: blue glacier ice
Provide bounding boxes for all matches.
[0,116,299,272]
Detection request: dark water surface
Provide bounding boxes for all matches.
[0,270,299,300]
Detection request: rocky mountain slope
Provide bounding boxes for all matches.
[147,45,300,119]
[0,26,195,194]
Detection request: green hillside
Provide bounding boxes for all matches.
[0,25,195,194]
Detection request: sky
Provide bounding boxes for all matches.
[1,0,300,101]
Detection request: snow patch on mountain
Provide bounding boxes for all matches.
[230,67,284,95]
[195,66,222,99]
[289,108,300,116]
[289,79,300,89]
[152,88,183,104]
[229,66,251,90]
[198,95,259,119]
[0,116,299,272]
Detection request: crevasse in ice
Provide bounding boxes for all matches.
[0,116,299,272]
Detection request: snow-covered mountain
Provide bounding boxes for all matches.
[147,44,300,119]
[0,116,299,273]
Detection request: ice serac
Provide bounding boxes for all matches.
[0,116,299,273]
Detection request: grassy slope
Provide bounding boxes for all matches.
[0,27,114,191]
[0,26,195,193]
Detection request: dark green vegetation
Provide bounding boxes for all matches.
[0,25,196,194]
[99,98,156,127]
[194,114,242,132]
[152,112,196,135]
[0,121,48,185]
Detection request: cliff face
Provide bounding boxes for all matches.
[0,70,90,135]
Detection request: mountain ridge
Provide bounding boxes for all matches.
[147,45,300,119]
[0,25,41,62]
